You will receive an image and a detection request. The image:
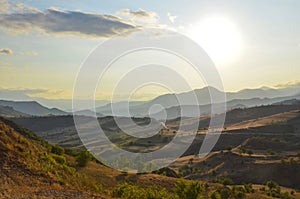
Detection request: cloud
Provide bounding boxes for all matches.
[0,48,13,55]
[0,88,72,100]
[167,12,177,23]
[275,80,300,88]
[0,7,139,38]
[0,0,9,14]
[0,48,37,56]
[11,2,41,14]
[0,88,46,100]
[117,8,159,24]
[19,51,38,56]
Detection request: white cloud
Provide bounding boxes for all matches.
[12,2,41,14]
[117,8,159,25]
[167,12,177,23]
[19,51,38,56]
[0,48,38,56]
[0,48,13,55]
[0,88,72,100]
[0,7,139,38]
[275,80,300,88]
[0,88,46,100]
[0,0,9,14]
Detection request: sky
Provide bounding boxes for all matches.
[0,0,300,102]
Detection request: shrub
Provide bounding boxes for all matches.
[111,183,173,199]
[219,187,232,199]
[175,180,205,199]
[210,191,221,199]
[51,145,64,155]
[17,136,29,145]
[265,180,281,198]
[266,180,279,190]
[76,150,92,167]
[51,154,66,165]
[232,186,246,199]
[64,148,78,156]
[220,178,234,186]
[244,183,254,193]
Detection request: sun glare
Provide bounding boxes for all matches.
[188,16,243,65]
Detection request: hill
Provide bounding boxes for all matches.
[0,100,67,116]
[0,105,29,117]
[95,87,300,118]
[1,117,293,198]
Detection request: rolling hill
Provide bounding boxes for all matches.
[0,100,67,116]
[1,117,296,198]
[0,105,29,117]
[95,86,300,118]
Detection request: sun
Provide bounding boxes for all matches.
[187,16,243,65]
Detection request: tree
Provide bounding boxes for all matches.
[50,144,64,155]
[244,183,254,193]
[221,178,234,186]
[210,191,221,199]
[175,180,205,199]
[266,180,278,190]
[76,150,92,167]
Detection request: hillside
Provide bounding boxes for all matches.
[0,116,107,198]
[0,105,29,117]
[94,86,300,117]
[1,117,294,199]
[0,100,67,116]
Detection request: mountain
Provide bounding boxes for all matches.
[273,99,300,105]
[96,87,226,117]
[73,109,104,117]
[227,82,300,100]
[95,86,300,118]
[0,100,68,116]
[0,105,29,117]
[152,95,300,119]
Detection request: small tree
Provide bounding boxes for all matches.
[76,150,92,167]
[244,183,254,193]
[221,178,234,186]
[175,180,205,199]
[210,191,221,199]
[50,144,64,155]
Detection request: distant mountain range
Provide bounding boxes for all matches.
[95,85,300,118]
[0,82,300,118]
[0,105,29,117]
[0,100,67,116]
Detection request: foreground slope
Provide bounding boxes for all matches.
[0,117,105,198]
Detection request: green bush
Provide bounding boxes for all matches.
[210,191,221,199]
[231,186,246,199]
[51,154,66,165]
[111,183,173,199]
[175,180,205,199]
[64,148,79,156]
[76,150,92,167]
[218,187,232,199]
[243,183,254,193]
[264,180,294,198]
[51,144,64,155]
[220,178,234,186]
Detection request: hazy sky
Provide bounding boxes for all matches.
[0,0,300,101]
